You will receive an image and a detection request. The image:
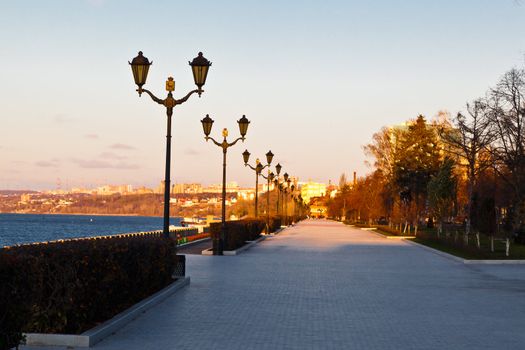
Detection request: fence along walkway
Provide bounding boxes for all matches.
[27,219,525,349]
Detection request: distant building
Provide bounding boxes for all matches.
[237,189,255,200]
[172,183,203,194]
[204,181,239,193]
[309,197,328,218]
[156,181,165,194]
[19,193,32,204]
[134,186,154,194]
[300,181,327,204]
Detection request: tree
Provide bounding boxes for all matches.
[364,126,402,179]
[438,99,496,236]
[427,158,457,238]
[363,126,404,223]
[338,173,349,190]
[393,115,441,233]
[488,67,525,233]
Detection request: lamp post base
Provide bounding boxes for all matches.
[174,255,186,277]
[213,238,224,256]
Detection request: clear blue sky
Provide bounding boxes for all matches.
[1,0,524,190]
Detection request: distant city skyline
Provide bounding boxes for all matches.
[1,0,525,190]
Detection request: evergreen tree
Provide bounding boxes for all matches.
[393,115,441,231]
[428,158,457,237]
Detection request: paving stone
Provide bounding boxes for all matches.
[23,220,525,349]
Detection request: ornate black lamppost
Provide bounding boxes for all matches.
[283,173,290,225]
[274,163,282,215]
[129,51,211,239]
[202,115,250,255]
[243,150,273,219]
[290,184,296,224]
[259,170,275,233]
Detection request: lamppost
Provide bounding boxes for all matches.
[290,184,296,224]
[278,182,285,218]
[283,173,290,225]
[243,150,274,218]
[259,170,275,233]
[274,163,282,215]
[201,115,250,255]
[129,51,211,239]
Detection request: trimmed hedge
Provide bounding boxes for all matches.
[210,219,265,251]
[0,233,176,350]
[268,216,282,233]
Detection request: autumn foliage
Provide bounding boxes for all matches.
[330,65,525,247]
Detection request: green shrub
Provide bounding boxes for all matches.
[0,233,176,349]
[210,219,265,251]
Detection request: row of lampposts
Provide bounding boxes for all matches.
[241,151,305,229]
[129,50,307,258]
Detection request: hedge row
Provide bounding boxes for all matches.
[268,216,282,233]
[0,233,176,350]
[210,219,265,251]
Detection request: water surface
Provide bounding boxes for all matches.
[0,213,182,247]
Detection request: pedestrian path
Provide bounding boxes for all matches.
[33,220,525,349]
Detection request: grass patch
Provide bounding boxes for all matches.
[375,225,416,237]
[412,235,525,260]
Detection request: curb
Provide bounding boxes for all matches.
[403,239,525,265]
[24,277,190,348]
[402,238,465,263]
[202,235,266,256]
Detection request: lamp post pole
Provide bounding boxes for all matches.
[274,178,280,215]
[290,187,295,224]
[274,163,282,216]
[283,173,290,225]
[259,170,275,233]
[201,115,250,255]
[278,183,283,217]
[129,51,211,239]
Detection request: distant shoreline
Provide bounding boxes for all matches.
[0,212,169,218]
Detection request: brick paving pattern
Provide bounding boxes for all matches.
[29,220,525,349]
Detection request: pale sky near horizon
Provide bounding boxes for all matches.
[1,0,525,190]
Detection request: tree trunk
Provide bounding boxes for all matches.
[466,167,475,236]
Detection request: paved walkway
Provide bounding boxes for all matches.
[36,220,525,349]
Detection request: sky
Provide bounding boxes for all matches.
[1,0,525,190]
